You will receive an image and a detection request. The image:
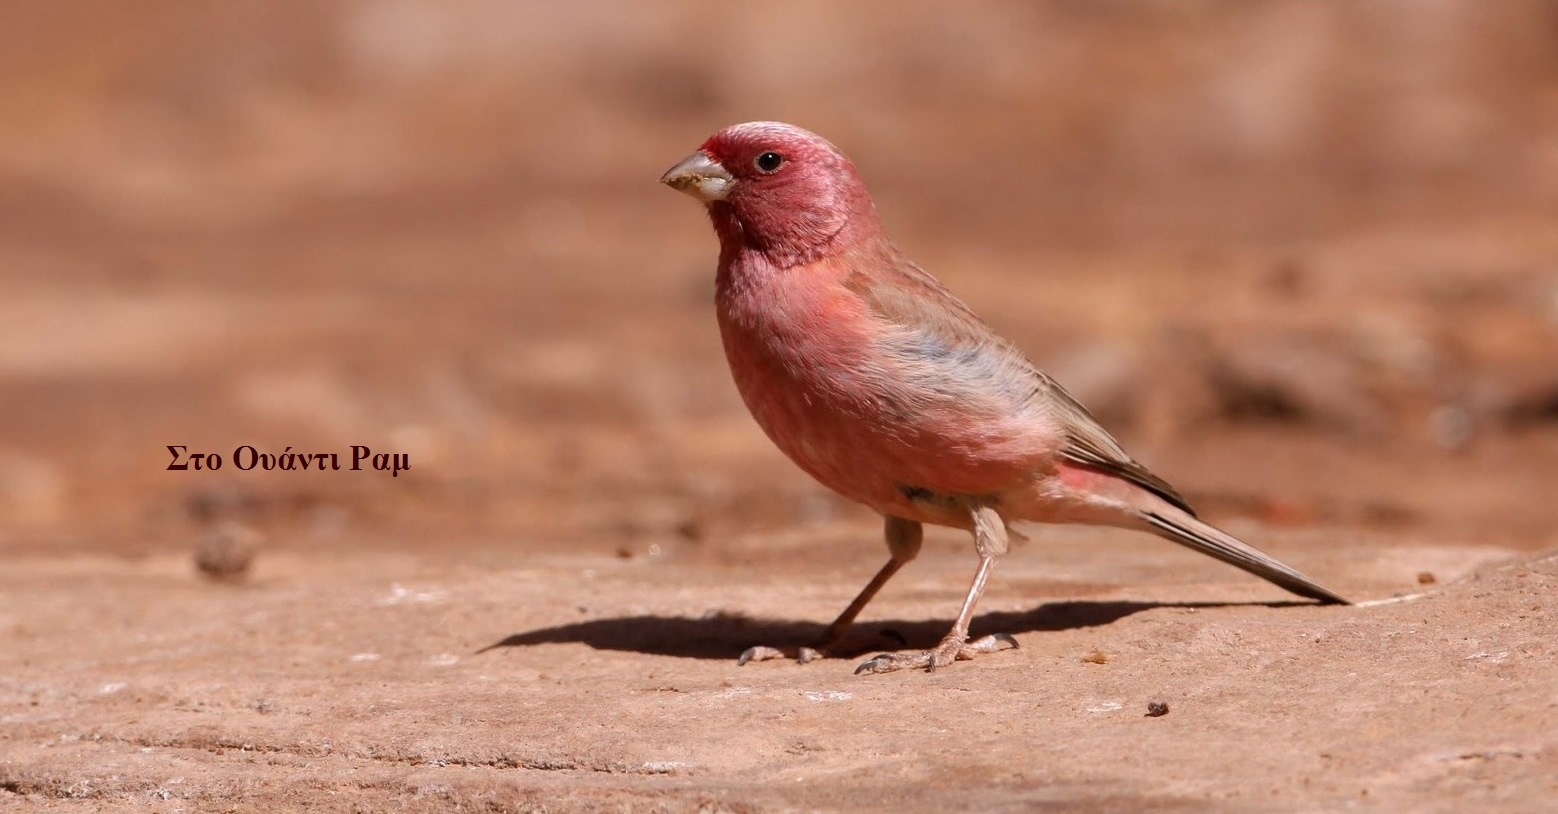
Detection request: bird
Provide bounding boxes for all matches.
[659,121,1348,675]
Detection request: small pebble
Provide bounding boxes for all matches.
[1145,701,1170,717]
[1417,571,1437,585]
[194,522,261,582]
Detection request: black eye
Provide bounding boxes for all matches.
[754,151,784,173]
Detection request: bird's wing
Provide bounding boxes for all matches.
[842,247,1195,514]
[1039,374,1195,514]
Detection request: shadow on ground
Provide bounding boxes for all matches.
[478,599,1312,660]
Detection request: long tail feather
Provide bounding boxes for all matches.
[1142,508,1349,605]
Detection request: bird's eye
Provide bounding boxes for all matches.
[754,151,784,173]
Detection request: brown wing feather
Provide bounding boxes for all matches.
[843,243,1195,515]
[1042,378,1195,515]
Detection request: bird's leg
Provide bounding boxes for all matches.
[799,516,923,660]
[739,516,922,665]
[854,505,1019,675]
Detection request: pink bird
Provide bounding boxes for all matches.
[660,122,1348,674]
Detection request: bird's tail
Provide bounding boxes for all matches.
[1140,506,1349,605]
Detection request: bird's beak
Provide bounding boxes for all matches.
[659,151,733,202]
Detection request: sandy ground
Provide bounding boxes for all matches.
[4,3,1558,811]
[3,528,1555,813]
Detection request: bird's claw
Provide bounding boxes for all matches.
[737,645,786,665]
[852,632,1019,675]
[854,652,921,675]
[984,632,1020,651]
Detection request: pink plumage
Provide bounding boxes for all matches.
[662,122,1346,674]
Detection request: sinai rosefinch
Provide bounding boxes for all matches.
[661,121,1347,675]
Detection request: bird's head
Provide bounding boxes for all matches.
[660,121,879,267]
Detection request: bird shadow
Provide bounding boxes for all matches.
[477,599,1312,661]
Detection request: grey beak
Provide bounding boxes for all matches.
[659,151,734,202]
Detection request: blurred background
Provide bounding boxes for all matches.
[2,0,1555,563]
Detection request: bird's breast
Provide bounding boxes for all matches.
[715,273,900,499]
[714,270,1039,522]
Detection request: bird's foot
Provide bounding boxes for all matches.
[738,628,910,666]
[737,645,826,665]
[853,632,1018,675]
